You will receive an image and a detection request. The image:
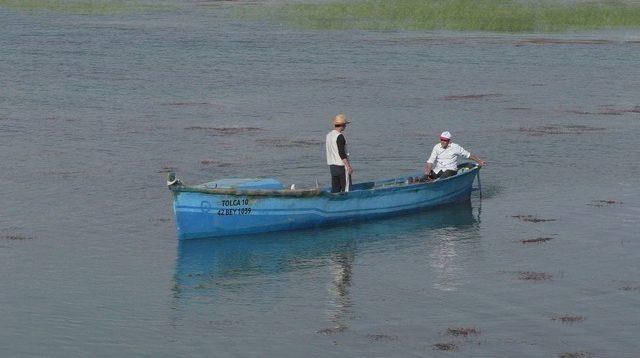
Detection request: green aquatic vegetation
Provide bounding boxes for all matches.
[250,0,640,33]
[0,0,175,14]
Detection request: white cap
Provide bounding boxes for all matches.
[440,131,452,140]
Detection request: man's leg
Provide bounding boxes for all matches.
[331,175,341,193]
[427,170,441,180]
[440,169,458,179]
[330,165,346,193]
[338,170,346,192]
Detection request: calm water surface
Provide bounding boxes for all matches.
[1,3,639,357]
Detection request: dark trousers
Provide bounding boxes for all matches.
[330,165,351,193]
[427,169,458,180]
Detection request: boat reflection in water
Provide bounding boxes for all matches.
[173,201,480,329]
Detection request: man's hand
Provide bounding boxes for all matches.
[347,165,353,175]
[469,154,486,167]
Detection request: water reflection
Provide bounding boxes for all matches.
[172,202,480,321]
[326,250,355,333]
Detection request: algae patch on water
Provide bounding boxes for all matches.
[0,0,176,14]
[244,0,640,33]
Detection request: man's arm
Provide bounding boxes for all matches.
[469,154,486,166]
[337,134,353,175]
[424,162,433,175]
[343,158,353,175]
[424,146,438,175]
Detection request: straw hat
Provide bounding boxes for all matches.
[332,113,350,126]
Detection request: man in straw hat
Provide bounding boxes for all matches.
[326,113,353,193]
[424,131,486,180]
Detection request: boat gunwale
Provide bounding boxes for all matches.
[168,164,479,198]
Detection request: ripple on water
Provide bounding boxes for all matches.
[511,125,607,137]
[157,166,178,174]
[256,138,324,148]
[512,215,557,223]
[558,351,593,358]
[518,271,553,281]
[446,327,481,337]
[516,38,615,45]
[521,237,554,244]
[317,325,348,335]
[587,200,621,207]
[551,315,585,324]
[200,160,232,167]
[443,93,503,101]
[185,126,263,135]
[565,106,640,116]
[366,334,398,342]
[161,102,210,106]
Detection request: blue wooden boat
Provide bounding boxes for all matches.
[168,163,480,240]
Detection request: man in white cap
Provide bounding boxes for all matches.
[424,131,485,180]
[326,113,353,193]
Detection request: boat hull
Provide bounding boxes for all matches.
[171,168,479,240]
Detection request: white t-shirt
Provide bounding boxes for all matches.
[427,142,470,173]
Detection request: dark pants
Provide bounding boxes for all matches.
[427,169,458,180]
[330,165,351,193]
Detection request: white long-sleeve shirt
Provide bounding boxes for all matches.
[427,142,470,173]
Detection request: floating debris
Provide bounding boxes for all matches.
[2,235,33,240]
[558,352,593,358]
[514,124,606,136]
[444,93,502,101]
[588,200,621,207]
[506,107,531,111]
[551,315,584,324]
[522,237,554,244]
[512,215,557,223]
[185,126,263,134]
[518,271,553,281]
[446,327,481,337]
[620,285,640,291]
[366,334,398,342]
[317,325,348,335]
[433,342,457,351]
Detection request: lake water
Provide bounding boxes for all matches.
[1,3,639,357]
